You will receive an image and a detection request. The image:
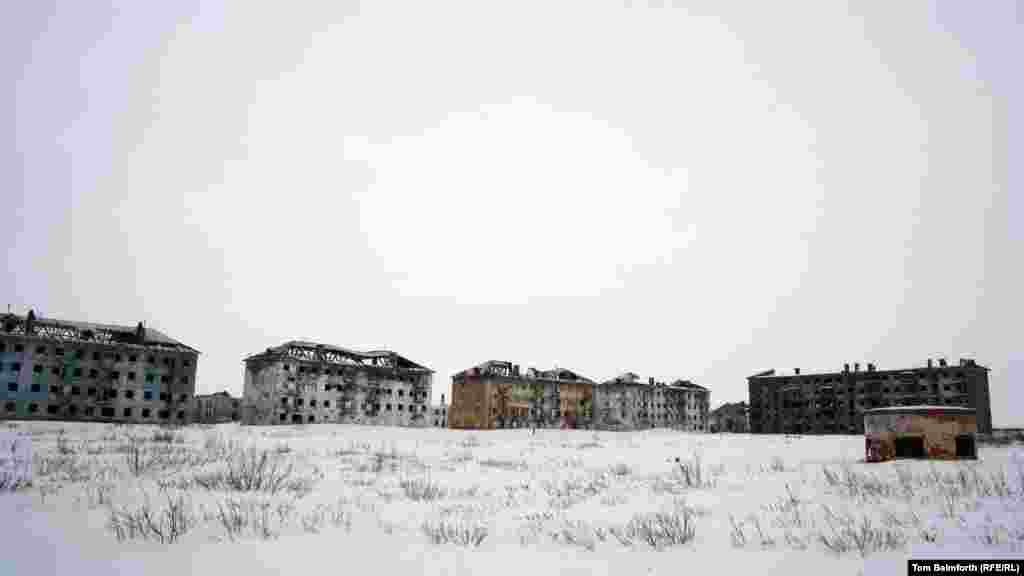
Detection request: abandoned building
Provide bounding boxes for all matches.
[864,406,978,462]
[241,341,433,426]
[592,373,710,431]
[429,394,448,427]
[448,361,596,430]
[709,401,749,433]
[747,358,993,435]
[192,391,240,424]
[0,309,199,424]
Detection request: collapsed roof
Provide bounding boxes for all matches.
[245,340,432,373]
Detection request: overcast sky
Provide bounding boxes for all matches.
[4,1,1021,425]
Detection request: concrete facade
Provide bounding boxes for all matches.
[709,401,749,433]
[592,373,709,431]
[0,310,199,424]
[193,391,240,424]
[748,358,993,435]
[863,406,978,462]
[241,341,432,427]
[429,394,448,427]
[448,361,594,430]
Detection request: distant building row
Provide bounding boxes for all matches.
[0,310,993,436]
[447,361,710,431]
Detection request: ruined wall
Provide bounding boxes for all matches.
[242,358,431,427]
[193,394,239,424]
[0,336,197,424]
[864,412,978,461]
[448,376,493,429]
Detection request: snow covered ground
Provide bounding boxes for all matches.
[1,422,1022,576]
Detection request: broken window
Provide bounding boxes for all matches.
[183,359,191,367]
[6,383,15,392]
[32,364,42,374]
[142,408,151,418]
[178,394,187,402]
[125,390,135,399]
[123,408,132,417]
[73,368,82,377]
[84,406,95,416]
[307,415,315,423]
[55,348,64,357]
[324,401,330,408]
[143,391,152,401]
[161,375,169,383]
[87,387,96,397]
[35,346,46,355]
[71,386,80,395]
[68,405,78,416]
[47,405,58,415]
[176,411,184,420]
[310,399,317,407]
[110,371,119,380]
[158,410,169,419]
[14,344,24,353]
[147,355,155,363]
[102,407,115,418]
[11,363,21,372]
[127,372,135,381]
[30,384,41,393]
[27,403,38,413]
[51,366,60,376]
[129,355,137,362]
[281,397,288,406]
[160,393,170,401]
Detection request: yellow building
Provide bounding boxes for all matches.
[448,361,594,430]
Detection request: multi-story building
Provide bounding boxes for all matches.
[747,358,993,435]
[429,394,448,427]
[709,401,749,433]
[448,361,596,430]
[592,373,710,431]
[241,341,433,426]
[0,309,199,423]
[193,391,240,424]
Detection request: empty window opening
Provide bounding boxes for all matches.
[72,368,82,377]
[87,387,96,397]
[143,391,152,400]
[955,435,977,459]
[280,413,287,422]
[176,411,184,420]
[30,384,41,393]
[142,409,151,418]
[307,415,315,423]
[71,386,80,395]
[28,403,39,413]
[291,414,302,424]
[158,410,169,419]
[123,408,132,417]
[129,355,137,362]
[47,405,59,415]
[84,406,95,416]
[125,390,135,399]
[68,405,78,416]
[893,436,926,459]
[102,407,115,418]
[6,383,16,392]
[33,365,42,374]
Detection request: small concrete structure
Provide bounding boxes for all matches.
[863,406,977,462]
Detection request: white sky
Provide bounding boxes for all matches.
[4,1,1022,424]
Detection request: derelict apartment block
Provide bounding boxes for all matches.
[594,372,710,431]
[448,360,595,430]
[747,358,992,435]
[0,310,199,423]
[242,341,433,426]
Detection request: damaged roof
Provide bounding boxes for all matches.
[1,310,199,354]
[245,340,432,372]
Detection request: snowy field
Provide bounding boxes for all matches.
[1,422,1022,576]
